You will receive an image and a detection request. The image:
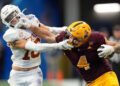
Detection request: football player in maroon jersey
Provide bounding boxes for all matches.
[11,20,119,86]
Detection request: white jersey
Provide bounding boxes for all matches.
[3,14,41,68]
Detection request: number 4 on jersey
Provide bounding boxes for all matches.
[77,56,90,70]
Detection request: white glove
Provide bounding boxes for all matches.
[97,44,114,58]
[57,39,73,50]
[27,14,40,27]
[14,17,31,29]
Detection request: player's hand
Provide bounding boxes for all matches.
[97,44,114,58]
[7,42,15,48]
[15,17,31,29]
[58,39,74,50]
[27,14,40,25]
[13,39,27,49]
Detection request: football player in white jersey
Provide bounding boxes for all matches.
[1,5,73,86]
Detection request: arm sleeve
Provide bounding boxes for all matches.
[25,41,61,52]
[49,26,67,34]
[3,29,19,42]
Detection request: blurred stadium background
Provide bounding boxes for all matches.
[0,0,120,86]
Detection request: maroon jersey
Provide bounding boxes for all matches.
[56,31,112,83]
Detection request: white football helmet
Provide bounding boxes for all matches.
[1,4,25,27]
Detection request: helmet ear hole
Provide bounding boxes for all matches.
[82,27,85,28]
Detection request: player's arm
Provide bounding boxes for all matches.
[15,18,67,43]
[38,23,67,34]
[3,29,19,48]
[25,14,67,34]
[26,14,67,34]
[11,39,73,52]
[16,18,56,43]
[29,24,56,43]
[24,23,67,43]
[97,40,120,58]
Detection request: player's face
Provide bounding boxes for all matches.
[5,12,20,26]
[69,35,83,46]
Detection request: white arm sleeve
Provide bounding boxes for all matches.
[49,26,67,34]
[25,41,61,52]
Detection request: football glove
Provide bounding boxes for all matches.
[97,44,114,58]
[57,39,73,50]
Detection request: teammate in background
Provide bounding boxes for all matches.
[1,5,73,86]
[12,19,119,86]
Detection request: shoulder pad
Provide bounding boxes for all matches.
[3,29,19,42]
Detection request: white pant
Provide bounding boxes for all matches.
[8,67,43,86]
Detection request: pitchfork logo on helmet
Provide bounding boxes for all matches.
[67,21,91,47]
[0,4,25,27]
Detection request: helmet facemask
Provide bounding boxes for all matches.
[65,29,84,47]
[5,11,26,28]
[5,11,20,27]
[69,35,84,47]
